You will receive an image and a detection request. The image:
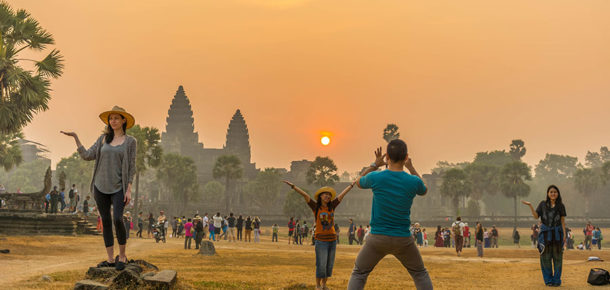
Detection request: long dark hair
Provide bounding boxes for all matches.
[104,114,127,144]
[316,193,335,215]
[545,185,563,207]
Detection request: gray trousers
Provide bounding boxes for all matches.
[347,234,433,290]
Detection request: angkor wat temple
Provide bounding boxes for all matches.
[161,85,258,189]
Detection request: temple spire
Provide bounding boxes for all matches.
[225,109,251,165]
[162,85,202,154]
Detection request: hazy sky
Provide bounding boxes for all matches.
[12,0,610,174]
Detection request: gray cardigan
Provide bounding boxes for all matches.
[78,134,137,195]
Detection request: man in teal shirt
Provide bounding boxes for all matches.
[348,139,433,290]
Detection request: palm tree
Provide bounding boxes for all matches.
[509,139,526,161]
[499,161,531,229]
[127,125,162,215]
[0,2,64,134]
[574,168,601,218]
[213,155,243,213]
[383,124,400,143]
[440,168,471,216]
[157,153,199,213]
[0,131,22,170]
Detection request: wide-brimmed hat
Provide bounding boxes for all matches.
[314,186,336,201]
[99,106,135,129]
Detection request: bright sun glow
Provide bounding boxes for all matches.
[321,136,330,146]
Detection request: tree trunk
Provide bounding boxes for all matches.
[513,196,518,230]
[225,177,230,213]
[134,173,140,215]
[585,194,590,218]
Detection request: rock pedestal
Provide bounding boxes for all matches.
[74,260,176,290]
[198,241,216,256]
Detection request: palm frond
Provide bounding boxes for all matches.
[36,49,63,78]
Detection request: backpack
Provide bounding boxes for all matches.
[69,189,74,199]
[452,222,462,237]
[587,268,610,285]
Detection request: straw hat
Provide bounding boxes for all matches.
[99,105,135,129]
[314,186,336,200]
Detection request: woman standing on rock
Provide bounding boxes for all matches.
[62,106,137,270]
[522,185,566,287]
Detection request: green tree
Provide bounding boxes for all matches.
[473,150,512,167]
[42,165,51,194]
[602,161,610,185]
[127,125,162,216]
[585,147,610,168]
[382,124,400,143]
[574,168,601,217]
[244,168,283,210]
[58,170,66,191]
[499,161,531,228]
[213,155,243,213]
[534,154,578,180]
[0,2,64,134]
[464,163,499,200]
[440,168,471,216]
[306,156,339,187]
[283,188,311,219]
[0,131,22,170]
[56,152,94,194]
[157,153,200,213]
[202,180,225,206]
[509,139,526,161]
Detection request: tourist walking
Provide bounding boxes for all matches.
[253,216,261,243]
[213,212,222,241]
[59,188,66,212]
[50,186,59,213]
[357,225,365,245]
[184,218,193,249]
[347,142,432,290]
[476,222,484,257]
[208,221,216,241]
[584,222,594,250]
[244,216,252,242]
[194,216,204,249]
[348,219,356,245]
[83,196,90,216]
[522,185,567,287]
[69,184,78,212]
[172,217,178,238]
[452,217,465,256]
[272,224,279,242]
[62,105,137,270]
[491,226,499,248]
[236,215,244,241]
[513,228,520,248]
[158,210,167,240]
[136,212,143,238]
[147,213,155,238]
[594,227,603,250]
[288,217,295,245]
[227,213,237,242]
[434,226,444,247]
[283,175,357,290]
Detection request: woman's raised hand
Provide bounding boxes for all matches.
[283,180,295,188]
[60,131,77,138]
[374,147,387,167]
[521,200,531,206]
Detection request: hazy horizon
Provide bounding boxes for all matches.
[9,0,610,175]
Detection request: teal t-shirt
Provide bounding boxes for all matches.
[359,170,427,237]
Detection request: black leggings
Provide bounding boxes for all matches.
[94,186,127,247]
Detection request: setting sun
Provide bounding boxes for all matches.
[321,136,330,146]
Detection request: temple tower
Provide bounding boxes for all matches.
[161,86,204,156]
[224,109,251,165]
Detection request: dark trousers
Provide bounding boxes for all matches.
[195,232,203,249]
[94,187,127,247]
[540,243,563,285]
[349,234,356,245]
[272,233,278,242]
[237,228,243,240]
[137,224,143,238]
[185,236,192,249]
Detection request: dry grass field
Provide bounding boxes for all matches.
[0,227,608,289]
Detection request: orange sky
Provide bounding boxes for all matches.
[12,0,610,174]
